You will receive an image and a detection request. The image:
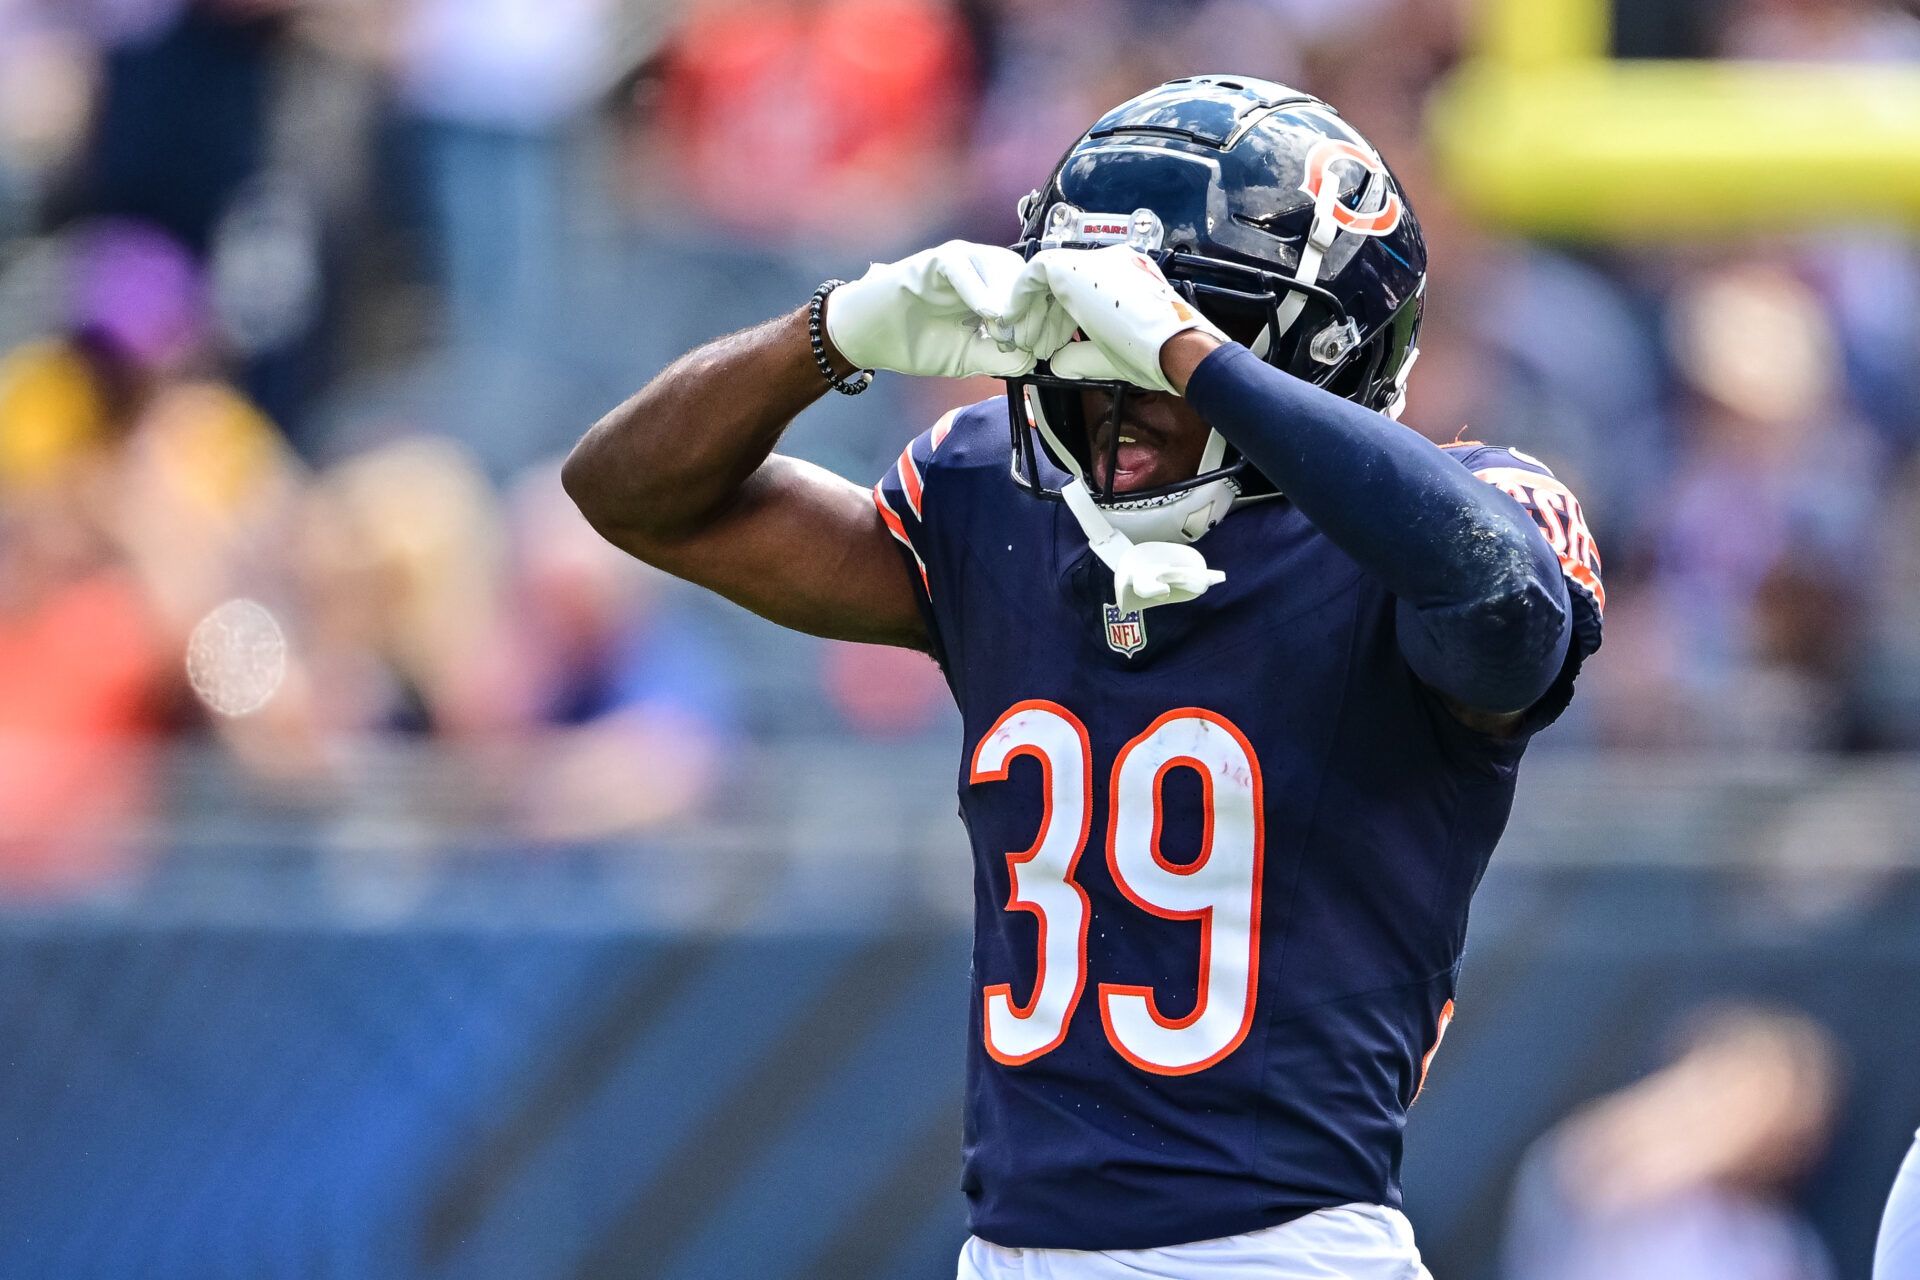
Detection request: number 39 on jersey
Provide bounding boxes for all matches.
[971,700,1264,1077]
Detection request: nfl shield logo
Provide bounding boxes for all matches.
[1103,604,1147,657]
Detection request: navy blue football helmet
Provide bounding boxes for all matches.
[1008,76,1429,540]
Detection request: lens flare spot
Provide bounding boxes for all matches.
[185,598,286,718]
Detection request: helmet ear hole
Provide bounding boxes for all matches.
[1322,360,1363,401]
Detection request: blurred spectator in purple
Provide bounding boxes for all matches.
[13,0,338,440]
[0,219,208,486]
[0,221,297,635]
[1718,0,1920,456]
[0,220,211,893]
[1503,1005,1842,1280]
[1621,263,1881,748]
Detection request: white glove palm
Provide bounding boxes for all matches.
[1006,245,1227,393]
[825,241,1078,381]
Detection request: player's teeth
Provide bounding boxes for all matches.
[1119,435,1137,444]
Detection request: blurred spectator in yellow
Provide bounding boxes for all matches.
[0,219,303,636]
[486,463,737,838]
[0,334,110,489]
[0,220,203,488]
[286,436,507,741]
[1503,1005,1842,1280]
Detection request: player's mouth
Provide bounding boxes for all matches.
[1083,389,1210,494]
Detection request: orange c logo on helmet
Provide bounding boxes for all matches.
[1301,139,1403,237]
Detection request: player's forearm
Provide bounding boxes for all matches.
[1183,341,1571,711]
[563,307,851,545]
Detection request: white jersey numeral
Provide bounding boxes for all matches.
[969,703,1265,1075]
[1100,711,1264,1075]
[972,701,1093,1066]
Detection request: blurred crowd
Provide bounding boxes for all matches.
[1505,1005,1844,1280]
[1,0,1920,884]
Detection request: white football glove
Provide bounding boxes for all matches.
[1006,245,1228,394]
[824,241,1078,381]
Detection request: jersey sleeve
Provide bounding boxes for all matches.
[872,409,960,650]
[1446,442,1605,732]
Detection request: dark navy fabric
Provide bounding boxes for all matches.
[1186,343,1574,715]
[874,399,1602,1251]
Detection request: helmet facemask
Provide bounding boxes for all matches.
[996,77,1429,619]
[1006,205,1410,544]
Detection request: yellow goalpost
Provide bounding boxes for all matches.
[1426,0,1920,235]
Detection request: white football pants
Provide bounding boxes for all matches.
[1878,1131,1920,1280]
[958,1203,1433,1280]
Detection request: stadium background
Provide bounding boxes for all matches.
[1,0,1918,1276]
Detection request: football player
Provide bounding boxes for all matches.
[565,77,1604,1279]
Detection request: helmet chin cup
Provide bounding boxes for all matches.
[1061,479,1227,614]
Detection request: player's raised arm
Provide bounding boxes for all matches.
[563,242,1055,649]
[1022,245,1573,729]
[1166,336,1571,727]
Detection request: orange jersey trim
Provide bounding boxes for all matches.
[897,443,925,518]
[872,483,930,596]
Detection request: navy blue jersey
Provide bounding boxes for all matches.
[873,400,1603,1251]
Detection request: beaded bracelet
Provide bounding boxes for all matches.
[808,280,875,396]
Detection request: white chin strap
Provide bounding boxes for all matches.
[1384,344,1419,421]
[1028,178,1355,606]
[1266,177,1344,348]
[1062,478,1226,614]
